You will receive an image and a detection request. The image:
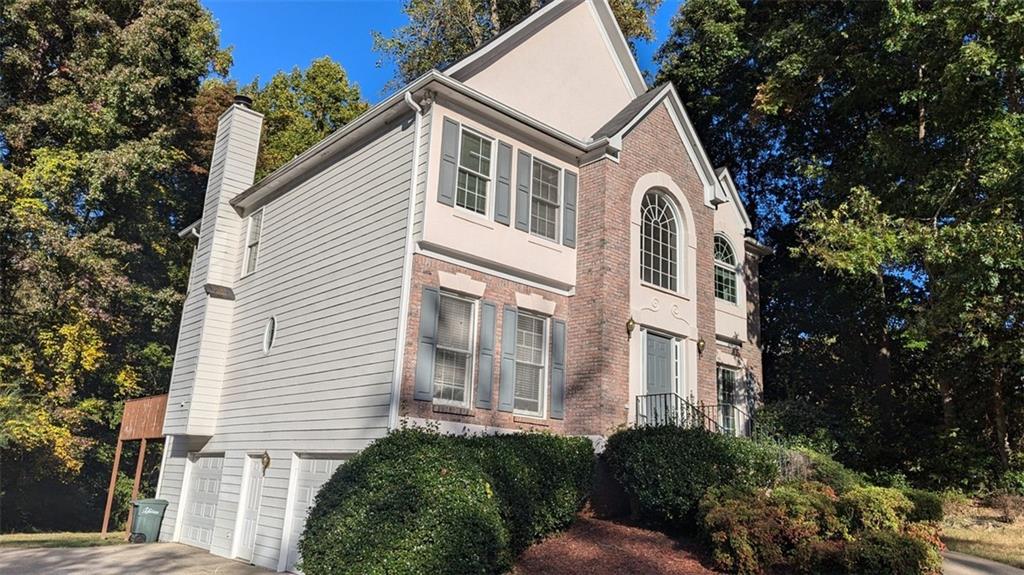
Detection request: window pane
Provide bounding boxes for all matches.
[640,192,678,291]
[514,313,545,415]
[514,364,542,413]
[531,199,558,240]
[456,170,488,214]
[459,131,491,176]
[715,265,737,303]
[529,161,560,240]
[437,295,473,351]
[433,349,469,403]
[714,236,735,265]
[248,212,262,245]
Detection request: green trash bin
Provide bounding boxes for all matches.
[129,499,168,543]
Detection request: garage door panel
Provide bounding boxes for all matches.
[180,454,224,550]
[285,457,344,573]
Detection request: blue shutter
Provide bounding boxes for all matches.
[562,171,577,248]
[414,287,440,401]
[498,306,518,412]
[494,142,512,226]
[476,301,497,409]
[438,118,459,206]
[515,151,532,232]
[550,319,566,420]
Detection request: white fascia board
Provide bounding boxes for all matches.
[716,167,752,231]
[587,0,647,95]
[177,219,202,239]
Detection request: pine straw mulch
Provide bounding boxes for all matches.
[513,514,721,575]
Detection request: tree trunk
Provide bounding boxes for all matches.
[918,64,926,142]
[992,370,1011,470]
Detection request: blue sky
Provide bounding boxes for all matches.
[203,0,680,101]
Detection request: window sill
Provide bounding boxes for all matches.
[527,236,563,253]
[431,403,473,416]
[640,281,690,301]
[452,210,494,230]
[513,415,549,426]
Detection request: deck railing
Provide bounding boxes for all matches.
[635,393,755,437]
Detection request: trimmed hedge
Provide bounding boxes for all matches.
[902,488,944,522]
[298,429,593,575]
[838,486,914,532]
[604,426,779,526]
[842,530,942,575]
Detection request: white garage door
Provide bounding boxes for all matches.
[284,457,344,573]
[180,454,224,549]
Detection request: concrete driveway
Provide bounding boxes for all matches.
[945,552,1024,575]
[0,543,271,575]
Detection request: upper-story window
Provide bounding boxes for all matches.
[514,312,547,416]
[714,235,738,303]
[530,159,561,241]
[433,292,477,407]
[456,129,493,215]
[640,191,678,291]
[243,209,263,275]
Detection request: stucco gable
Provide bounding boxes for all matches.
[445,0,643,140]
[715,167,752,232]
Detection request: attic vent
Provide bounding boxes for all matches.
[262,317,277,354]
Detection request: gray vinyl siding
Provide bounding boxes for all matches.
[411,107,432,240]
[193,114,416,569]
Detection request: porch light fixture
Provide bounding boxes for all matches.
[626,317,636,339]
[260,450,271,476]
[697,338,706,355]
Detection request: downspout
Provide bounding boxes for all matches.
[388,92,423,430]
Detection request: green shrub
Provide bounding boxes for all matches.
[604,426,779,526]
[842,530,942,575]
[699,481,846,574]
[838,486,913,532]
[902,488,944,522]
[299,429,593,575]
[794,447,867,494]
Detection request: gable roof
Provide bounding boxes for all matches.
[444,0,646,98]
[591,86,667,139]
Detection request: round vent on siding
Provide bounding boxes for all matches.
[263,317,277,354]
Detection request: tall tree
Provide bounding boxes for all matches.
[243,57,368,179]
[658,0,1024,486]
[0,0,229,527]
[373,0,663,91]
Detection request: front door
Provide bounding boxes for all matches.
[236,455,265,562]
[644,332,674,424]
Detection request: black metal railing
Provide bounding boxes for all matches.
[635,394,755,437]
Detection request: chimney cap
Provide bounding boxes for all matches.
[233,94,253,109]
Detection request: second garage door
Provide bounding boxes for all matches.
[180,454,224,550]
[283,457,344,573]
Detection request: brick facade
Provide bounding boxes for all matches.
[404,103,765,438]
[399,254,570,433]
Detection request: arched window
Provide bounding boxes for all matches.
[714,235,738,303]
[641,191,679,291]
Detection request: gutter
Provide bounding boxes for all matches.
[388,92,425,430]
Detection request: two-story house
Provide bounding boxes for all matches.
[154,0,769,570]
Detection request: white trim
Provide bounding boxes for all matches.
[389,93,424,430]
[716,167,752,231]
[583,0,639,97]
[438,271,487,298]
[431,291,478,409]
[241,208,264,278]
[713,234,741,305]
[527,157,563,244]
[511,311,549,418]
[154,434,172,499]
[415,245,574,296]
[277,454,302,573]
[454,124,497,218]
[515,291,557,316]
[262,316,277,354]
[172,454,195,543]
[232,454,266,562]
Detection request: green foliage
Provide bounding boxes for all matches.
[243,57,367,179]
[794,447,868,495]
[373,0,663,90]
[298,429,592,575]
[604,426,779,526]
[842,531,942,575]
[838,486,913,532]
[659,0,1024,491]
[699,482,846,574]
[902,489,944,523]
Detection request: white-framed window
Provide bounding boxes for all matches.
[529,159,561,241]
[243,209,264,275]
[640,191,679,291]
[432,292,477,407]
[717,364,739,435]
[714,235,738,303]
[456,128,493,215]
[262,317,277,354]
[513,311,547,416]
